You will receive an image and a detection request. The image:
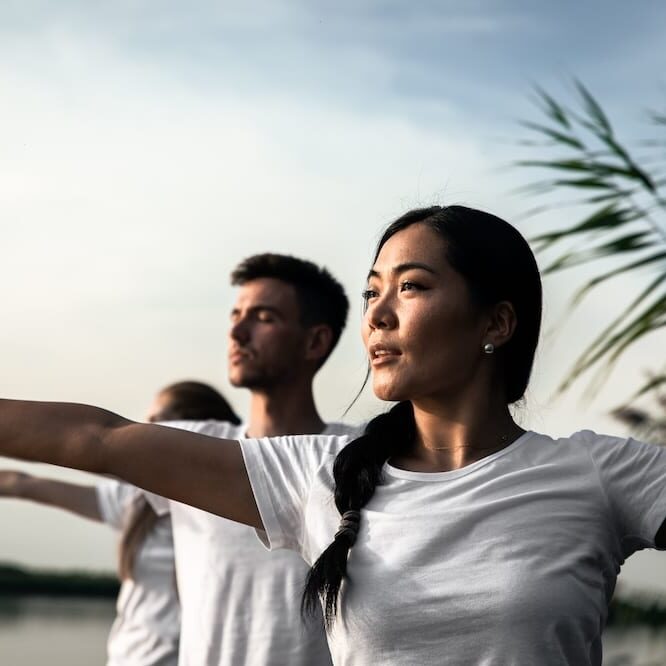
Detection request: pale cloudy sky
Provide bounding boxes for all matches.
[1,0,666,592]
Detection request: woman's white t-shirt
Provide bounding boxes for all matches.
[97,481,180,666]
[239,429,666,666]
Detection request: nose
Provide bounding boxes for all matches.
[365,293,397,331]
[230,317,251,345]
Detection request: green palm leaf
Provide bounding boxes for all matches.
[515,82,666,404]
[572,251,666,305]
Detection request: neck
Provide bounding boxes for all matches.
[394,389,523,473]
[244,378,325,438]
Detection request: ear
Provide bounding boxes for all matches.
[304,324,334,365]
[483,301,517,350]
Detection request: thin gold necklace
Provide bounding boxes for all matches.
[425,431,519,452]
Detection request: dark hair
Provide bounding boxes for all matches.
[231,253,349,365]
[148,380,241,425]
[302,205,543,625]
[119,381,240,580]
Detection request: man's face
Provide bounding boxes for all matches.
[145,390,170,423]
[228,278,310,389]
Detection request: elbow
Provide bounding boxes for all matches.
[74,413,131,477]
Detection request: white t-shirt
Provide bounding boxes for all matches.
[97,481,180,666]
[239,429,666,666]
[148,420,359,666]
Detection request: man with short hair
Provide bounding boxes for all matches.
[150,253,355,666]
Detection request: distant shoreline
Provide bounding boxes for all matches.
[1,561,665,628]
[0,563,118,598]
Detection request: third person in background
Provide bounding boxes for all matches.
[0,379,239,666]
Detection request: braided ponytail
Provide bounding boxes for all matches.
[302,401,415,626]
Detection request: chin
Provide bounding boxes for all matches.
[228,372,243,387]
[372,380,409,403]
[229,371,255,388]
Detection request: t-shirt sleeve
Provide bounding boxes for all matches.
[580,430,666,551]
[143,491,171,517]
[239,434,341,553]
[96,480,139,529]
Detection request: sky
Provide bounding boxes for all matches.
[1,0,666,593]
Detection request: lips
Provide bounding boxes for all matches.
[369,343,401,365]
[229,348,252,363]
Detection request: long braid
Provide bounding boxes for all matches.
[302,401,415,626]
[118,496,160,580]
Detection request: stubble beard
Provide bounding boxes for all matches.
[229,366,280,392]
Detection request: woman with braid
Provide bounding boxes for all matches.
[0,380,239,666]
[2,205,666,665]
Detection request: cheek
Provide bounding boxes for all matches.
[404,307,445,350]
[361,317,371,350]
[407,306,479,367]
[270,329,307,361]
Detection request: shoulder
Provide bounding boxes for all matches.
[323,421,365,438]
[157,419,245,439]
[562,429,658,458]
[251,432,352,457]
[96,480,142,525]
[503,430,632,472]
[567,429,623,446]
[97,479,141,504]
[240,432,353,481]
[527,429,629,456]
[539,430,666,482]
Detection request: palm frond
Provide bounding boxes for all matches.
[516,81,666,399]
[572,251,666,305]
[531,204,643,249]
[574,79,613,136]
[532,86,571,129]
[559,278,666,391]
[629,373,666,401]
[612,371,666,442]
[518,122,583,150]
[541,231,655,274]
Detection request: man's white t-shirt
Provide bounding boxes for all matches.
[239,429,666,666]
[96,481,180,666]
[149,420,358,666]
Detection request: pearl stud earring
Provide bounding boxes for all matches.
[483,343,495,354]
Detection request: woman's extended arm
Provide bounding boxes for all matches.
[0,398,262,529]
[0,470,101,521]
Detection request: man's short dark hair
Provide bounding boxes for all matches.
[230,253,349,364]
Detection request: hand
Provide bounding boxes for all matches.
[0,470,29,497]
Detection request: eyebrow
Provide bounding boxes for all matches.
[230,305,284,317]
[367,262,439,280]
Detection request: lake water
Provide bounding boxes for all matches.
[0,596,114,665]
[604,628,666,665]
[1,596,666,664]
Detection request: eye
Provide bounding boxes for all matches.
[256,310,275,323]
[400,280,422,292]
[362,288,379,302]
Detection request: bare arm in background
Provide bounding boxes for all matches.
[0,399,262,529]
[0,470,101,521]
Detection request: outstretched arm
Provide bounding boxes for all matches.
[0,470,101,521]
[0,399,262,529]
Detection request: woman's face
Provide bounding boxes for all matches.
[362,223,490,404]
